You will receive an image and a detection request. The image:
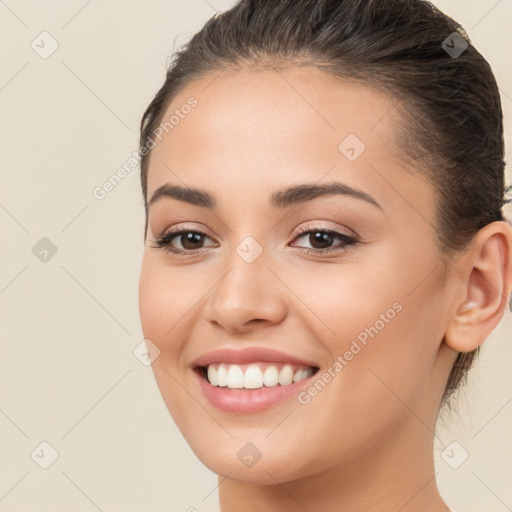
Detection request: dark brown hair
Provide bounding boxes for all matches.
[139,0,509,410]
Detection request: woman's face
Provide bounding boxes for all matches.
[139,67,458,483]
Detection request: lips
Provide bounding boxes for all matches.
[190,347,321,412]
[191,346,320,368]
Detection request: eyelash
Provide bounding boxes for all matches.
[151,223,359,257]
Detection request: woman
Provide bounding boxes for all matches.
[137,1,512,510]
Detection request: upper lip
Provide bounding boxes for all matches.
[191,347,319,368]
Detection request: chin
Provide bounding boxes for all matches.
[186,434,322,485]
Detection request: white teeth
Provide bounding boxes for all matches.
[294,367,314,382]
[207,365,218,386]
[204,363,315,389]
[217,364,227,387]
[263,366,279,387]
[244,366,263,389]
[293,369,304,383]
[278,364,294,386]
[226,365,244,388]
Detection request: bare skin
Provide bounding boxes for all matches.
[138,66,512,512]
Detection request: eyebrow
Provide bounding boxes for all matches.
[148,181,382,210]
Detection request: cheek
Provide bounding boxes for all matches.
[289,250,442,419]
[139,264,170,346]
[283,300,437,475]
[138,258,197,428]
[138,255,198,352]
[281,255,399,345]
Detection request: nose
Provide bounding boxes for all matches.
[205,243,288,335]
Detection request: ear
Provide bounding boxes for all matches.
[445,221,512,353]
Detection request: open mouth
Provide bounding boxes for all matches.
[195,363,320,390]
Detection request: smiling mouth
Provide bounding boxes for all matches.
[195,362,320,390]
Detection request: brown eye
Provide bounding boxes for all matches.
[178,232,206,250]
[291,227,358,254]
[153,229,216,255]
[306,231,336,250]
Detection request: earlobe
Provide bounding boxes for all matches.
[444,221,512,353]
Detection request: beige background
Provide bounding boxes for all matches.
[0,1,511,511]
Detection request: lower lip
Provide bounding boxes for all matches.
[193,368,318,413]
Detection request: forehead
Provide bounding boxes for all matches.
[152,66,397,161]
[146,66,433,220]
